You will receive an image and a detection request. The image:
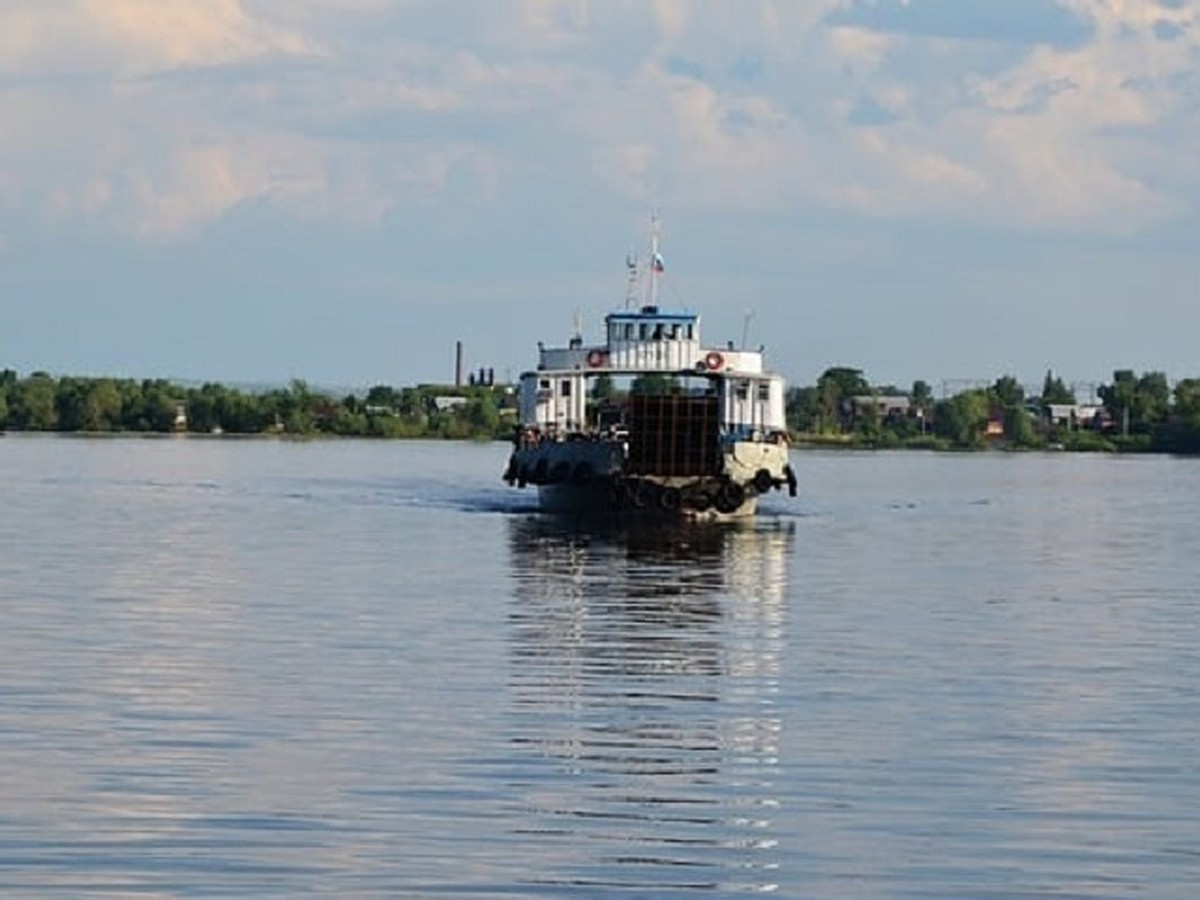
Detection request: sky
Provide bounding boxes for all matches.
[0,0,1197,394]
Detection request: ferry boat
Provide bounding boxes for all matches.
[503,218,797,519]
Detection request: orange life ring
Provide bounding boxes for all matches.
[705,351,724,371]
[586,349,605,367]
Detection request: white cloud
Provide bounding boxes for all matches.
[827,24,897,74]
[85,0,318,72]
[0,0,1195,240]
[952,0,1200,228]
[0,1,318,76]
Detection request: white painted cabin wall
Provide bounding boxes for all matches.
[608,339,700,371]
[517,372,586,431]
[708,350,764,374]
[720,376,787,432]
[766,380,786,430]
[720,379,747,430]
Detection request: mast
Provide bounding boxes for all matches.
[647,210,663,309]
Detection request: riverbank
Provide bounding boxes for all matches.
[1,428,1179,456]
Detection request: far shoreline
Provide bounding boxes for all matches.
[0,429,1176,456]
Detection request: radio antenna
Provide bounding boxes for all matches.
[741,310,755,350]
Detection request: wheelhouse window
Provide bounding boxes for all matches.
[560,380,572,397]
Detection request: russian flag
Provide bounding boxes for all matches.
[652,252,665,273]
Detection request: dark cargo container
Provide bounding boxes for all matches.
[627,393,721,477]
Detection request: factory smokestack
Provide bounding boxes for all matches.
[455,341,464,387]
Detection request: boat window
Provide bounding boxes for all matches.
[758,383,770,401]
[686,324,694,340]
[539,379,550,389]
[639,323,649,340]
[624,323,634,340]
[670,324,680,339]
[653,323,664,340]
[560,380,572,397]
[735,382,749,400]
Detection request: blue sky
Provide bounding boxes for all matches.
[1,0,1196,393]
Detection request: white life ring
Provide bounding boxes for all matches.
[705,351,725,371]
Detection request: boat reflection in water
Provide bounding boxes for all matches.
[505,514,792,894]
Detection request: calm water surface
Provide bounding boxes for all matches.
[1,437,1197,897]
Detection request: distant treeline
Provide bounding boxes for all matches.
[3,366,1200,453]
[0,370,513,440]
[788,367,1200,453]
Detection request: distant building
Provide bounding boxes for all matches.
[849,393,912,420]
[846,395,912,423]
[1046,403,1107,429]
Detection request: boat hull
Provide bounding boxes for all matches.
[504,437,793,520]
[536,481,759,521]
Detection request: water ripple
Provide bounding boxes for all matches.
[1,440,1199,895]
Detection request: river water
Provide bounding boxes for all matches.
[1,436,1197,897]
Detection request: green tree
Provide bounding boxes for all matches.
[1100,370,1137,435]
[990,375,1024,410]
[1174,378,1200,421]
[631,373,678,395]
[989,375,1036,444]
[906,380,933,436]
[1099,370,1169,436]
[140,380,181,432]
[396,388,427,423]
[55,377,88,431]
[327,406,368,435]
[816,367,870,433]
[83,379,123,431]
[1136,371,1170,428]
[590,373,616,401]
[463,391,501,435]
[1163,377,1200,453]
[1006,406,1038,447]
[785,385,819,433]
[227,391,266,433]
[184,384,219,433]
[911,380,933,410]
[280,379,318,433]
[1041,370,1075,405]
[853,397,882,441]
[0,368,14,428]
[366,384,399,409]
[934,389,989,448]
[11,373,58,430]
[194,382,263,433]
